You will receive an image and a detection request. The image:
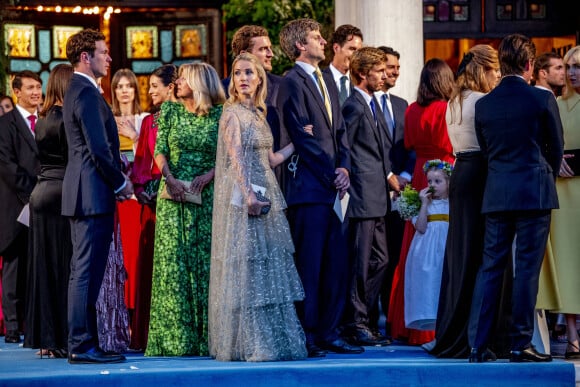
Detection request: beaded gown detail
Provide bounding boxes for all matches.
[209,103,306,361]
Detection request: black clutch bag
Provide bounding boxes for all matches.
[254,189,271,215]
[144,179,160,197]
[564,149,580,175]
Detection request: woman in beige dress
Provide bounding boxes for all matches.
[542,45,580,360]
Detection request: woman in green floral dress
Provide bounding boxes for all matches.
[145,62,225,356]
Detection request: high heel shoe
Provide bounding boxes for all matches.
[565,341,580,360]
[38,348,68,359]
[37,349,50,359]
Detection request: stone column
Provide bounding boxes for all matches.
[335,0,423,103]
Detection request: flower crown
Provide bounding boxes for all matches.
[423,159,453,176]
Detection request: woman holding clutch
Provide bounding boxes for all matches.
[146,62,225,356]
[209,52,306,361]
[543,45,580,360]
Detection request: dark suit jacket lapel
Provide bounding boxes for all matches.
[389,96,402,140]
[12,110,38,155]
[322,70,341,130]
[354,92,379,139]
[293,65,331,128]
[355,92,389,162]
[266,73,280,105]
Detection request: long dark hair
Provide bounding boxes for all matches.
[39,64,73,118]
[149,64,178,113]
[416,58,455,106]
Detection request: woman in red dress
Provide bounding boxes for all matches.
[388,58,455,345]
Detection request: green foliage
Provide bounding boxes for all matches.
[0,11,6,95]
[398,185,421,220]
[222,0,334,75]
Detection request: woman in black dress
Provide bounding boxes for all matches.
[429,45,502,358]
[24,64,74,358]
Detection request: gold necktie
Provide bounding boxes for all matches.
[313,68,332,125]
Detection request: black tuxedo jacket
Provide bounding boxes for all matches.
[62,74,125,217]
[278,64,350,206]
[387,93,415,177]
[342,90,392,218]
[0,108,40,252]
[475,76,563,213]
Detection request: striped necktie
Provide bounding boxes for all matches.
[313,68,332,125]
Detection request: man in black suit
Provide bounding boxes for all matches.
[278,18,362,357]
[468,33,563,363]
[341,47,394,347]
[222,25,285,185]
[0,71,42,343]
[62,29,132,364]
[322,24,363,107]
[370,46,414,338]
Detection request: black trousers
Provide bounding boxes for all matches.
[67,214,114,354]
[346,216,389,331]
[287,204,349,345]
[369,209,404,333]
[1,230,28,332]
[468,210,551,351]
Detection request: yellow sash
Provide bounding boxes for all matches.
[427,214,449,222]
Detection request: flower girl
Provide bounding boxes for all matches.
[404,160,452,331]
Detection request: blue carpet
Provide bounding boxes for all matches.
[0,341,574,386]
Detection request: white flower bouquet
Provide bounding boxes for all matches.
[398,185,421,220]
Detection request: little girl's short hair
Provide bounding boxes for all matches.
[423,159,453,177]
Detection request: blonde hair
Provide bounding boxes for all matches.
[179,62,226,116]
[226,53,267,120]
[111,68,142,116]
[561,45,580,100]
[448,45,499,124]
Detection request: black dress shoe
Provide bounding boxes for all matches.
[320,338,365,354]
[306,343,327,358]
[4,330,21,344]
[348,328,391,347]
[510,346,552,363]
[97,347,122,357]
[468,347,497,363]
[68,348,126,364]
